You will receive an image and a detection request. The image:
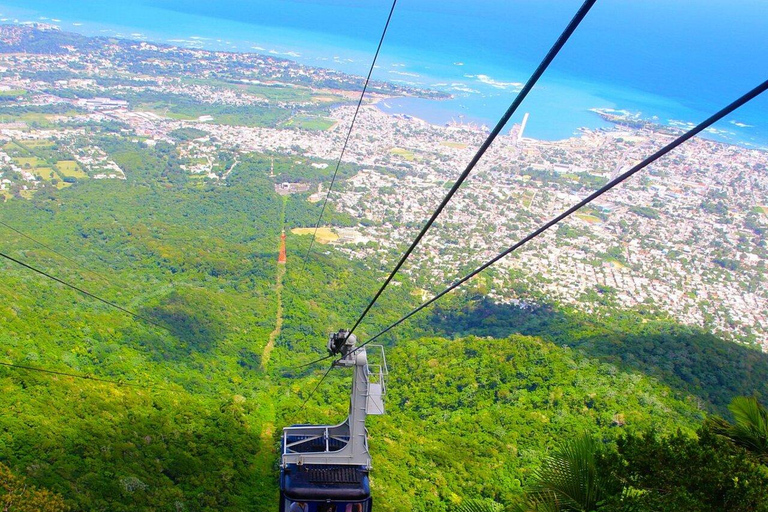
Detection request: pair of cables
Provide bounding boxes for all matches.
[294,0,767,405]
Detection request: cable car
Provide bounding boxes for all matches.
[280,331,387,512]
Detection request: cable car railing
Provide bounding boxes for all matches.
[283,344,388,459]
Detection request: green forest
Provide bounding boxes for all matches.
[1,145,768,512]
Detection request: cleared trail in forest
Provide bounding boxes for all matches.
[262,197,287,370]
[261,264,284,370]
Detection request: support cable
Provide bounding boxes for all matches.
[290,362,336,418]
[0,250,172,333]
[0,220,110,283]
[0,361,147,388]
[344,0,597,339]
[292,353,335,370]
[302,0,399,271]
[350,80,768,354]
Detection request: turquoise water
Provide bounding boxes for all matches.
[0,0,766,146]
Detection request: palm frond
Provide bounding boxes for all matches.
[454,498,504,512]
[526,434,616,511]
[725,396,768,461]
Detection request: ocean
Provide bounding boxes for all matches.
[0,0,766,147]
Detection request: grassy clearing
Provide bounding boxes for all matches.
[440,141,468,149]
[136,103,197,120]
[14,156,44,169]
[3,141,28,154]
[34,167,56,180]
[185,77,342,104]
[522,191,535,208]
[22,139,54,149]
[0,112,52,127]
[283,116,335,131]
[390,147,416,161]
[55,160,88,179]
[576,212,603,224]
[291,227,339,244]
[311,95,343,104]
[0,89,26,97]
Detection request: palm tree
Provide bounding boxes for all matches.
[454,499,504,512]
[519,434,619,512]
[710,396,768,463]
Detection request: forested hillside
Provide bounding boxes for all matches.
[1,152,767,511]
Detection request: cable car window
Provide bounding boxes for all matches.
[285,500,368,512]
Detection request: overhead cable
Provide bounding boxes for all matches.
[350,79,768,354]
[0,220,110,283]
[0,361,147,388]
[290,362,337,419]
[291,353,335,370]
[0,250,172,333]
[344,0,598,339]
[302,0,400,271]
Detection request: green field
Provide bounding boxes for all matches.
[34,167,56,180]
[390,147,416,161]
[136,102,197,120]
[14,156,44,169]
[183,77,347,105]
[440,141,468,149]
[7,141,84,189]
[55,160,88,179]
[23,139,55,149]
[0,89,26,97]
[576,212,603,224]
[3,141,29,155]
[33,166,71,188]
[282,115,335,131]
[0,112,52,127]
[521,190,536,208]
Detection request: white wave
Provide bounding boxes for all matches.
[465,74,523,90]
[390,79,419,86]
[705,127,735,136]
[390,70,421,78]
[251,46,266,50]
[452,85,480,94]
[72,22,82,26]
[453,62,464,66]
[729,120,754,128]
[268,50,301,57]
[668,119,696,129]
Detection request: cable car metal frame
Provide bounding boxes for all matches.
[280,331,387,512]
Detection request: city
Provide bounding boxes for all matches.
[1,24,766,347]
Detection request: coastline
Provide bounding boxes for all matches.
[0,1,765,148]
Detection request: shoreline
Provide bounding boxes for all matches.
[2,16,766,150]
